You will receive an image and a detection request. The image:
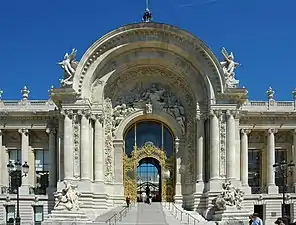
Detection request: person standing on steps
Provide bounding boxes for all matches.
[145,186,151,204]
[125,195,130,208]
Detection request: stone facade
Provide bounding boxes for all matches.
[0,22,296,224]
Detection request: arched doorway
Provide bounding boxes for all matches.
[123,120,175,202]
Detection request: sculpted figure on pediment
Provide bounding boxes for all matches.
[113,82,186,133]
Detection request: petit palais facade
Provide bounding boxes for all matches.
[0,22,296,224]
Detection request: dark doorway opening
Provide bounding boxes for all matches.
[254,205,264,221]
[136,157,161,202]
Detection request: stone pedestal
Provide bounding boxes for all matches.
[212,207,250,225]
[42,210,92,225]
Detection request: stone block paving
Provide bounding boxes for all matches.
[117,202,186,225]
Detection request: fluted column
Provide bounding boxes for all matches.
[79,110,91,180]
[46,128,56,187]
[0,130,3,186]
[175,137,183,204]
[226,110,236,179]
[94,114,104,182]
[196,115,204,183]
[292,130,296,188]
[18,128,29,186]
[61,109,74,180]
[267,128,278,193]
[241,129,251,186]
[209,110,220,180]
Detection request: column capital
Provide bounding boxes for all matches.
[241,128,251,135]
[60,109,74,118]
[77,109,91,118]
[268,128,278,134]
[292,129,296,134]
[209,109,221,118]
[46,128,56,135]
[91,113,104,123]
[0,129,2,136]
[18,128,29,135]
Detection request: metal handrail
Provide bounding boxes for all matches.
[163,202,201,225]
[105,204,131,225]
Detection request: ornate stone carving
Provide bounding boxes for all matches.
[112,104,138,133]
[213,181,244,210]
[58,49,79,87]
[266,87,274,100]
[54,181,81,211]
[114,83,186,134]
[72,113,80,178]
[18,128,29,135]
[219,111,226,177]
[145,102,153,114]
[220,47,239,88]
[104,98,114,183]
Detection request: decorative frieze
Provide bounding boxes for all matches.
[104,98,114,183]
[218,110,227,178]
[72,112,80,179]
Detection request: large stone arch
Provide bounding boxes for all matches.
[72,22,226,103]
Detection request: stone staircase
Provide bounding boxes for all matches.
[117,202,187,225]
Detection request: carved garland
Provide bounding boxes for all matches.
[104,98,114,183]
[219,111,227,178]
[72,112,80,178]
[76,24,222,94]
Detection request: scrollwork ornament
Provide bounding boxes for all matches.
[219,112,226,177]
[72,113,80,178]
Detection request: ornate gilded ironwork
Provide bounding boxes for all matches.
[123,142,175,202]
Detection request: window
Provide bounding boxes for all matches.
[8,150,22,194]
[34,150,49,195]
[248,149,261,193]
[8,149,21,164]
[275,149,288,193]
[34,206,43,225]
[6,205,15,225]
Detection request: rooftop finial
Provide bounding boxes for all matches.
[142,0,152,22]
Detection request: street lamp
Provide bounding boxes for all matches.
[7,160,29,225]
[273,160,294,223]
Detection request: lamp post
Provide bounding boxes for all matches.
[273,160,294,224]
[7,160,29,225]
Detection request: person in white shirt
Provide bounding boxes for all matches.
[251,213,263,225]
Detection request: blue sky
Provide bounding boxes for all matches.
[0,0,295,100]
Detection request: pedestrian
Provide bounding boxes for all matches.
[251,213,263,225]
[125,195,130,208]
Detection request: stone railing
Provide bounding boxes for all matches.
[242,100,296,112]
[0,100,56,111]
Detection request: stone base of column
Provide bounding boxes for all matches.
[93,181,105,193]
[195,181,205,193]
[182,193,195,211]
[266,185,278,194]
[241,185,251,194]
[42,210,91,225]
[79,180,92,192]
[208,179,223,193]
[19,185,30,195]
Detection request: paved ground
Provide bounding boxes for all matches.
[117,203,186,225]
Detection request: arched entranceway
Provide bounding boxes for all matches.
[137,157,161,202]
[123,120,175,202]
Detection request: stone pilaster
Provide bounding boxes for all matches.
[240,129,251,193]
[46,128,56,187]
[113,139,124,197]
[226,110,236,180]
[18,128,30,194]
[266,128,278,194]
[93,114,104,183]
[292,129,296,190]
[0,130,3,186]
[209,110,220,179]
[61,109,74,180]
[79,110,91,181]
[196,114,204,192]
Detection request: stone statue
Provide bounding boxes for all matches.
[113,83,186,134]
[58,48,78,87]
[220,47,240,88]
[145,102,153,114]
[54,180,81,211]
[213,180,244,210]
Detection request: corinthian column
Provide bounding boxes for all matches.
[267,128,278,194]
[209,110,220,180]
[292,130,296,189]
[79,110,91,180]
[18,128,29,186]
[0,130,3,186]
[226,110,236,180]
[46,128,56,187]
[241,129,251,193]
[61,109,74,180]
